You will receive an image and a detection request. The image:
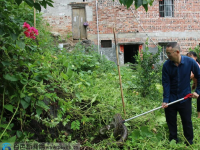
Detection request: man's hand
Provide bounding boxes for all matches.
[162,102,168,109]
[192,92,199,99]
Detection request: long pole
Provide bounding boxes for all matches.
[113,28,126,117]
[124,93,192,123]
[34,0,36,28]
[96,0,99,53]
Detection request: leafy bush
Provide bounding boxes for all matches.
[134,40,162,98]
[189,45,200,60]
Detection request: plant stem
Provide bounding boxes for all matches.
[0,87,5,125]
[0,99,20,141]
[182,132,194,150]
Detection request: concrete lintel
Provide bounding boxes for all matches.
[158,41,177,43]
[69,2,88,8]
[118,42,143,45]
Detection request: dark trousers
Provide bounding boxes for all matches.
[164,99,193,144]
[197,97,200,112]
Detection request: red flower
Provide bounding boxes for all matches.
[23,22,39,40]
[23,22,30,29]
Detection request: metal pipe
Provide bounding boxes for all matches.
[124,97,188,123]
[96,0,99,53]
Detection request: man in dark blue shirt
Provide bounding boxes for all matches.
[162,42,200,145]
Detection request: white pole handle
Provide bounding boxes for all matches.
[124,95,191,123]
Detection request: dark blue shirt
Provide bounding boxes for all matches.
[162,55,200,103]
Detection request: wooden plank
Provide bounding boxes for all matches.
[72,8,80,39]
[79,8,87,39]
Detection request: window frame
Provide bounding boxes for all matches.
[159,0,174,18]
[101,40,112,48]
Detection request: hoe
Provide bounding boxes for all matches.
[99,93,192,146]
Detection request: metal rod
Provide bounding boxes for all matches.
[96,0,99,54]
[124,97,185,122]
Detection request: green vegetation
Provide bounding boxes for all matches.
[189,45,200,60]
[1,1,200,150]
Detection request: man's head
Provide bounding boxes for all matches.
[187,51,197,61]
[166,42,181,62]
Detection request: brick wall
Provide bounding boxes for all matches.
[41,1,73,35]
[42,0,200,54]
[43,16,72,34]
[87,0,200,54]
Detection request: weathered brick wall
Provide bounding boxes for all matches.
[42,15,72,34]
[42,0,73,35]
[42,0,200,54]
[87,0,200,54]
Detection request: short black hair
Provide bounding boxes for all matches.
[188,51,197,57]
[166,42,180,51]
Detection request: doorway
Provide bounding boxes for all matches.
[124,44,139,64]
[72,8,87,40]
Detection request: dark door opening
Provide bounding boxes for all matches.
[124,45,139,64]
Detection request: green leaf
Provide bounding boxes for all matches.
[75,93,81,101]
[131,130,140,140]
[126,0,134,8]
[24,96,31,103]
[140,126,153,137]
[21,99,30,109]
[61,72,68,80]
[4,104,14,113]
[135,0,143,9]
[147,0,153,5]
[143,0,148,4]
[67,65,74,79]
[25,0,34,7]
[15,0,23,5]
[40,1,47,9]
[155,83,163,93]
[10,33,18,41]
[0,124,11,130]
[20,79,28,85]
[156,132,162,139]
[7,136,16,142]
[20,93,25,98]
[16,40,25,49]
[46,1,54,7]
[1,61,10,66]
[143,4,148,12]
[17,130,22,138]
[156,116,166,125]
[124,122,130,126]
[36,107,42,116]
[71,120,80,130]
[3,74,18,81]
[91,95,97,104]
[63,121,67,126]
[34,3,41,11]
[36,101,50,111]
[170,139,177,148]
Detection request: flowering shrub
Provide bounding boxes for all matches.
[23,22,39,39]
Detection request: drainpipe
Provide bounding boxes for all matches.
[96,0,99,53]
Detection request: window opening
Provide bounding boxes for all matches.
[101,40,112,48]
[159,0,174,17]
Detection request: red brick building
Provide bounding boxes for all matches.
[42,0,200,64]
